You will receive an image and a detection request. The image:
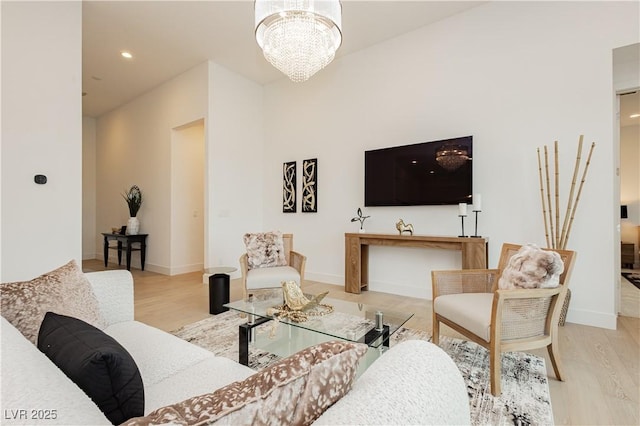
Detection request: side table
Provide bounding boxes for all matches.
[205,266,237,315]
[102,233,148,271]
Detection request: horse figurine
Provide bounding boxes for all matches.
[396,219,414,235]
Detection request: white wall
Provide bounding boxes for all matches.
[171,120,205,274]
[206,63,264,275]
[1,2,82,281]
[82,116,97,260]
[262,1,639,329]
[614,43,640,92]
[96,63,209,273]
[95,62,263,275]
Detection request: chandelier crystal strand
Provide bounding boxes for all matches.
[255,0,342,82]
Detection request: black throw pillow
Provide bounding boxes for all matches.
[37,312,144,425]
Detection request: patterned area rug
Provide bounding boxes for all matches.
[622,272,640,290]
[172,311,553,425]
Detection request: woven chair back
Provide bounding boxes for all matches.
[501,296,554,340]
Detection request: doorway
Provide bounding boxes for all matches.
[614,43,640,319]
[619,91,640,318]
[171,119,205,275]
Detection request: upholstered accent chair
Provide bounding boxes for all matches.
[431,243,575,396]
[239,232,306,301]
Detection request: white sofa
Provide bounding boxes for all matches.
[1,270,470,425]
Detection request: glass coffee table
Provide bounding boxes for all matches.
[224,296,413,369]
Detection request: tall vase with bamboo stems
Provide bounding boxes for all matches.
[123,185,143,235]
[536,136,595,326]
[536,135,595,250]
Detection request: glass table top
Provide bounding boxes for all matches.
[225,296,413,348]
[204,266,237,275]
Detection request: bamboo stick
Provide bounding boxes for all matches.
[559,135,583,247]
[554,141,560,248]
[537,148,551,248]
[561,142,596,249]
[544,146,555,248]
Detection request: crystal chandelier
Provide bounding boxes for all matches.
[255,0,342,83]
[436,145,469,172]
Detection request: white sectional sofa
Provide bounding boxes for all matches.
[1,269,470,425]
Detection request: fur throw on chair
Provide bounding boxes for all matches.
[498,244,564,290]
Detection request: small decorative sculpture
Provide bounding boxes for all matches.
[282,281,328,311]
[350,208,370,233]
[396,219,414,235]
[266,281,333,323]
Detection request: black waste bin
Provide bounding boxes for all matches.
[209,273,230,314]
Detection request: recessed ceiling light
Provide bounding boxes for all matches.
[630,113,640,119]
[121,51,133,59]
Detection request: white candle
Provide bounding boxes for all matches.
[473,194,482,212]
[458,203,468,216]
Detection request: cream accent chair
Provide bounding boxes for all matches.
[239,233,306,301]
[431,243,575,396]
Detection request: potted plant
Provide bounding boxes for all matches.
[122,185,143,235]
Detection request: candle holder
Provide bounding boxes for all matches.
[471,210,482,238]
[458,214,468,237]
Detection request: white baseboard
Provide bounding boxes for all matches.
[565,308,617,330]
[95,251,204,276]
[170,263,204,276]
[144,263,170,275]
[89,257,619,330]
[304,271,343,286]
[366,280,430,300]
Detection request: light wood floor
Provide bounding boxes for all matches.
[84,260,639,425]
[621,269,640,318]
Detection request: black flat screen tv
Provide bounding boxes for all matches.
[364,136,472,206]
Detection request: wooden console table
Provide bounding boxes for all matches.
[344,233,488,294]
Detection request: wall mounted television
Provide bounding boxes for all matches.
[364,136,473,206]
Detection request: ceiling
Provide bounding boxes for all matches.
[82,2,640,124]
[82,1,485,117]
